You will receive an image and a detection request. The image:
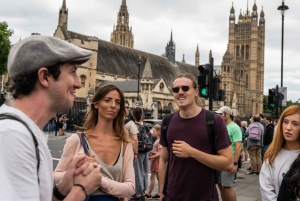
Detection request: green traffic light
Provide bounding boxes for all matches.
[269,103,275,109]
[201,88,207,96]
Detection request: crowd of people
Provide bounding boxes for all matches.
[0,35,299,201]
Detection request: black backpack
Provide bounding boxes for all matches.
[135,123,153,153]
[161,110,220,194]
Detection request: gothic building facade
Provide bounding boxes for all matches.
[220,2,265,117]
[53,0,205,119]
[51,0,265,119]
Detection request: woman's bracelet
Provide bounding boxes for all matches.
[74,184,88,199]
[134,152,138,156]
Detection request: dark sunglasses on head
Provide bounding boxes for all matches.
[172,85,192,93]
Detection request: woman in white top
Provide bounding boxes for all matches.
[259,105,300,200]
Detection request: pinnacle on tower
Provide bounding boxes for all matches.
[182,54,186,63]
[122,0,126,6]
[62,0,66,9]
[170,30,173,42]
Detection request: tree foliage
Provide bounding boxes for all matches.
[0,21,14,75]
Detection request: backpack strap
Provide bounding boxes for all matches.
[0,113,40,184]
[124,118,131,125]
[206,110,216,154]
[161,113,174,195]
[206,110,222,184]
[161,113,174,151]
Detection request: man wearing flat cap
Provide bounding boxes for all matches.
[215,106,242,201]
[0,35,102,201]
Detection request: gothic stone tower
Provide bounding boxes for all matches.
[110,0,134,48]
[58,0,68,29]
[221,2,265,117]
[165,30,176,64]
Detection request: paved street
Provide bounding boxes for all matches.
[48,132,262,201]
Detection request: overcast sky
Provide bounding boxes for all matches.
[1,0,299,101]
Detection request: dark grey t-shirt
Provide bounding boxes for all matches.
[160,109,231,201]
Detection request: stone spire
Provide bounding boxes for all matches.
[110,0,134,48]
[195,44,200,67]
[142,55,153,80]
[58,0,68,29]
[62,0,66,9]
[209,49,212,60]
[182,54,186,63]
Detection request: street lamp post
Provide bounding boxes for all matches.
[224,83,227,106]
[277,0,289,88]
[137,57,142,102]
[278,0,288,114]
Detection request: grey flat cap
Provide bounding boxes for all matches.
[8,35,93,79]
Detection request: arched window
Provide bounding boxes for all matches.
[246,74,249,89]
[236,46,240,60]
[80,75,87,87]
[241,46,244,59]
[246,45,250,60]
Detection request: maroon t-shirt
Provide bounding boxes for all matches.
[160,109,231,201]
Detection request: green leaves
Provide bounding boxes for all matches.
[0,21,14,75]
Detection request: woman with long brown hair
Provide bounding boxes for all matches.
[259,105,300,200]
[54,84,135,201]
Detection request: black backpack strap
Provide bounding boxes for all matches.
[206,110,221,184]
[161,113,174,151]
[124,118,131,125]
[0,113,40,183]
[161,113,174,195]
[206,110,216,154]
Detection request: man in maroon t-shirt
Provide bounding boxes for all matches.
[159,73,233,201]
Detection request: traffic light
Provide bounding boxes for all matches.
[268,89,276,110]
[219,90,225,101]
[198,64,210,99]
[198,75,208,98]
[212,78,219,100]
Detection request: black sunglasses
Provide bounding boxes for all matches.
[172,85,193,93]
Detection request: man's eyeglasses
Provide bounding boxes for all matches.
[172,85,193,93]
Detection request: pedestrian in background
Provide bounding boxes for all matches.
[241,121,249,162]
[145,124,161,200]
[0,35,102,200]
[246,115,264,175]
[260,105,300,200]
[54,84,135,200]
[216,106,242,201]
[124,102,139,163]
[131,107,149,201]
[159,73,232,201]
[262,115,274,160]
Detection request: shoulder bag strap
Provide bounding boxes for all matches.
[0,113,40,184]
